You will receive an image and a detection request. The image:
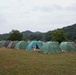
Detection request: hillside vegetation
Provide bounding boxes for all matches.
[0,48,76,75]
[62,24,76,40]
[0,24,76,41]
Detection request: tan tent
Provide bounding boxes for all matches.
[3,41,11,48]
[7,41,18,49]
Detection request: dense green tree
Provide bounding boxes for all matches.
[0,37,2,41]
[7,30,23,41]
[29,34,41,41]
[41,33,46,41]
[22,35,30,41]
[52,29,68,43]
[45,31,52,41]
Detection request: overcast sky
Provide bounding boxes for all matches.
[0,0,76,34]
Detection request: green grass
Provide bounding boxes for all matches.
[0,48,76,75]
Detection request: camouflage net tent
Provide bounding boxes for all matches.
[26,41,43,51]
[14,41,28,50]
[60,42,76,52]
[40,41,62,54]
[7,41,18,49]
[38,41,45,45]
[3,41,11,48]
[0,41,6,47]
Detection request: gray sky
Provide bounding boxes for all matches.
[0,0,76,34]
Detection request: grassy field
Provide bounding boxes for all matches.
[0,48,76,75]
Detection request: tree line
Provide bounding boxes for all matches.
[0,24,76,43]
[5,29,68,43]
